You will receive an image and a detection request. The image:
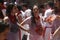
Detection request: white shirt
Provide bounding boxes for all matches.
[21,10,25,20]
[39,13,45,27]
[2,9,6,17]
[44,8,53,20]
[24,9,31,18]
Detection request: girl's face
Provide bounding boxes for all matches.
[11,6,19,15]
[33,8,39,17]
[55,1,60,8]
[33,8,39,13]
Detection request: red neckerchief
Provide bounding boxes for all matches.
[9,15,17,23]
[35,16,40,20]
[35,24,43,35]
[34,16,43,35]
[17,11,21,16]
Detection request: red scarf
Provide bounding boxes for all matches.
[35,16,43,35]
[9,15,17,23]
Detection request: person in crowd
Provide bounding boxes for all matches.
[44,0,60,40]
[39,4,46,38]
[51,14,60,40]
[20,3,31,40]
[45,0,60,35]
[41,1,55,40]
[4,2,7,8]
[15,5,25,40]
[40,4,46,15]
[45,9,60,40]
[51,0,60,36]
[6,3,28,40]
[44,1,54,19]
[6,4,21,40]
[0,21,9,40]
[22,3,31,18]
[55,0,60,8]
[54,0,60,15]
[39,4,46,23]
[15,5,23,23]
[0,0,6,17]
[20,5,44,40]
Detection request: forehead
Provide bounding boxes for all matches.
[33,8,38,10]
[33,5,38,8]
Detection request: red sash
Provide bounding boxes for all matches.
[9,15,17,23]
[35,25,43,35]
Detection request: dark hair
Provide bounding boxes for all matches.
[31,5,40,25]
[31,11,36,25]
[47,1,54,9]
[40,4,45,9]
[17,5,22,11]
[6,4,14,16]
[0,21,9,33]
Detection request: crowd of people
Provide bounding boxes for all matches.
[0,0,60,40]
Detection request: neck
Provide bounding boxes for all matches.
[35,15,39,18]
[35,16,40,25]
[35,15,40,20]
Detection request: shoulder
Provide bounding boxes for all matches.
[53,15,60,24]
[54,15,60,20]
[25,9,31,12]
[45,9,53,14]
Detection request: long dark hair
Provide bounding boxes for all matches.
[6,4,14,16]
[31,11,36,25]
[31,4,40,25]
[31,5,39,25]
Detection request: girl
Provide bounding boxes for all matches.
[6,4,22,40]
[20,5,44,40]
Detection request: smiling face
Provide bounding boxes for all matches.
[13,6,19,13]
[33,5,39,18]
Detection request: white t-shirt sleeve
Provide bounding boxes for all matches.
[2,9,6,17]
[25,9,31,17]
[44,9,53,20]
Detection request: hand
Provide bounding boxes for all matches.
[3,17,9,23]
[45,16,55,23]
